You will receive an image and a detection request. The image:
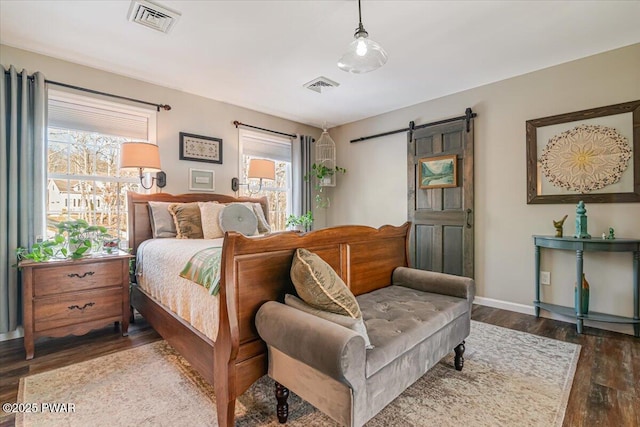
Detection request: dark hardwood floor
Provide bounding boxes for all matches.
[1,306,638,426]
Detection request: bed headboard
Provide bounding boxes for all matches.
[127,192,269,255]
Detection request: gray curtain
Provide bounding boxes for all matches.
[292,135,314,223]
[0,66,47,334]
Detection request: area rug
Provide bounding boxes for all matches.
[17,321,580,427]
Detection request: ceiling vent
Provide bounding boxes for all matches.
[127,0,181,34]
[303,77,340,94]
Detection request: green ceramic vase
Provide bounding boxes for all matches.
[574,274,590,314]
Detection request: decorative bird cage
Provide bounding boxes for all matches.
[315,128,336,187]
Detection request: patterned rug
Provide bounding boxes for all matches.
[17,321,580,427]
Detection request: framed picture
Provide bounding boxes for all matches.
[526,100,640,204]
[179,132,223,164]
[419,154,458,189]
[189,168,215,192]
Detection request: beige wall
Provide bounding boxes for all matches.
[2,43,639,334]
[327,43,640,334]
[0,44,320,197]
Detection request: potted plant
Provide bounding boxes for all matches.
[285,211,314,232]
[16,219,112,262]
[15,237,65,262]
[305,163,346,187]
[304,164,346,208]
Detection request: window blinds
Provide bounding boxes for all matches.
[48,98,153,141]
[242,132,292,162]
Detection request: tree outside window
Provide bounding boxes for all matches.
[47,128,140,243]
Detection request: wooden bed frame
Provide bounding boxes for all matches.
[128,192,410,427]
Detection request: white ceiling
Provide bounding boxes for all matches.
[1,1,639,128]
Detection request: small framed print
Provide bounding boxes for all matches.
[189,168,215,192]
[180,132,223,164]
[419,154,458,189]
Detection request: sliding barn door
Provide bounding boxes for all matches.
[408,119,474,277]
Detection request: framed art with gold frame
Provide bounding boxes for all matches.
[419,154,458,189]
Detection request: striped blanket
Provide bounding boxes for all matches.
[179,246,223,296]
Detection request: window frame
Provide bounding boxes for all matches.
[46,90,157,244]
[238,129,293,231]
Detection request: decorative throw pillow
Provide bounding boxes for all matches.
[285,294,373,349]
[198,202,226,239]
[168,202,203,239]
[253,203,271,234]
[231,202,270,234]
[148,201,177,238]
[219,204,258,236]
[290,248,361,318]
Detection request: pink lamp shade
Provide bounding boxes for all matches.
[120,142,162,171]
[248,158,275,180]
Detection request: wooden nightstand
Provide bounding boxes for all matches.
[20,251,133,360]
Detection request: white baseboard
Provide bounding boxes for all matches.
[473,296,536,316]
[473,296,636,336]
[0,326,24,342]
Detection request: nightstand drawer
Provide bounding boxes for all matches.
[33,261,122,297]
[34,287,122,332]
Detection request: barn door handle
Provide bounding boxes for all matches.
[67,271,95,279]
[465,209,473,228]
[68,302,95,311]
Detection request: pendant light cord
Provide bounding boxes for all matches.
[355,0,367,36]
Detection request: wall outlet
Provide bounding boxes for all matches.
[540,271,551,286]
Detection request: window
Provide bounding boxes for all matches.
[239,129,292,231]
[46,90,157,245]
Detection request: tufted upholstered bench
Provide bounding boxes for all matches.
[256,266,475,427]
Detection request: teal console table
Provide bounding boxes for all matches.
[533,235,640,337]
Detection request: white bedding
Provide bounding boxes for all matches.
[136,238,224,341]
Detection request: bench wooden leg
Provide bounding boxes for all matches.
[275,382,289,423]
[454,341,465,371]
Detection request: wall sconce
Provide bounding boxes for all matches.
[231,158,275,194]
[119,142,167,190]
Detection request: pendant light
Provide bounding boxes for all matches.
[337,0,388,74]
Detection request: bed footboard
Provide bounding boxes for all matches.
[130,208,410,427]
[213,222,411,425]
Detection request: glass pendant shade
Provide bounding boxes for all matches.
[337,0,387,74]
[337,34,388,74]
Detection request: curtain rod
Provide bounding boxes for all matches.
[3,70,171,112]
[350,108,477,143]
[233,120,297,138]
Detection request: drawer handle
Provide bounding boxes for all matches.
[67,271,95,279]
[68,302,95,312]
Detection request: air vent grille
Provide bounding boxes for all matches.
[128,0,181,33]
[303,77,340,93]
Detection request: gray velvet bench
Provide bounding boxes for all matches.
[257,266,475,427]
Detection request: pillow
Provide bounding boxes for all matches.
[253,203,271,234]
[219,203,258,236]
[148,201,177,238]
[285,294,373,349]
[168,202,203,239]
[232,202,271,234]
[198,202,226,239]
[290,248,361,318]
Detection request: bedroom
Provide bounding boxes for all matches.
[1,1,639,426]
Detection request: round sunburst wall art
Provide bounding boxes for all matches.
[539,124,632,194]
